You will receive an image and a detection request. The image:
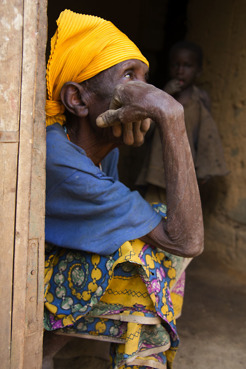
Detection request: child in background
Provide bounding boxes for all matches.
[137,41,228,203]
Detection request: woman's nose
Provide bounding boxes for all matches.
[135,74,147,83]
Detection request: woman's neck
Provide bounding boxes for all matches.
[66,119,117,166]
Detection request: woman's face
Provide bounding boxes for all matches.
[169,49,201,90]
[86,59,149,138]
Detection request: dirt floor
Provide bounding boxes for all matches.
[173,253,246,369]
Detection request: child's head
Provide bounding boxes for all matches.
[168,41,203,90]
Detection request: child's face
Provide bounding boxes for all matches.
[169,49,201,90]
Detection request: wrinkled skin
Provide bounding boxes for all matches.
[62,60,151,149]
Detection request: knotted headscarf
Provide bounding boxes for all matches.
[46,9,149,126]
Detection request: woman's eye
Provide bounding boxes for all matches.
[124,70,134,79]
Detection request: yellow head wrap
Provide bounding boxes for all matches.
[46,9,149,126]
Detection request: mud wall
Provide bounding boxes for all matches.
[186,0,246,271]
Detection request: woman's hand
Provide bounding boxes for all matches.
[96,81,182,146]
[110,118,151,147]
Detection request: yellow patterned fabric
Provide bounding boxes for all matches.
[44,238,190,369]
[46,9,149,126]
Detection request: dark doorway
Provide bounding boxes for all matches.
[154,0,189,87]
[47,0,189,87]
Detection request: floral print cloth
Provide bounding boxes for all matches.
[44,204,191,369]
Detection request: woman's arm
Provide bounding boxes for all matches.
[96,81,204,258]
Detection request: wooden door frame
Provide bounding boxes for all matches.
[0,0,47,368]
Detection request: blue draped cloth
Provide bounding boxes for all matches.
[46,123,162,255]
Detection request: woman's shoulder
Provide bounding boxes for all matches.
[46,123,88,169]
[46,123,102,192]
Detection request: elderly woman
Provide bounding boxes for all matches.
[44,9,203,369]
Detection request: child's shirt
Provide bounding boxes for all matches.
[136,86,228,188]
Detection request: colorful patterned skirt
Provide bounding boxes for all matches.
[44,205,191,369]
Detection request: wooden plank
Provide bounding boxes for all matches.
[8,0,47,368]
[23,239,43,367]
[0,131,19,142]
[0,0,23,367]
[0,0,23,132]
[1,0,46,366]
[23,0,47,365]
[0,143,18,369]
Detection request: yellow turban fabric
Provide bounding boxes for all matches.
[46,9,149,126]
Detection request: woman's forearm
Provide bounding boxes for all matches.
[96,81,204,257]
[144,102,204,257]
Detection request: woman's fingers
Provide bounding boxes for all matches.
[96,110,151,146]
[140,118,151,133]
[96,109,122,128]
[123,122,134,145]
[112,124,122,138]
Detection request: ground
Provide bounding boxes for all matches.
[174,253,246,369]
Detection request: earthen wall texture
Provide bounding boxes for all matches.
[187,0,246,271]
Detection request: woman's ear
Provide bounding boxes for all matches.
[60,82,89,117]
